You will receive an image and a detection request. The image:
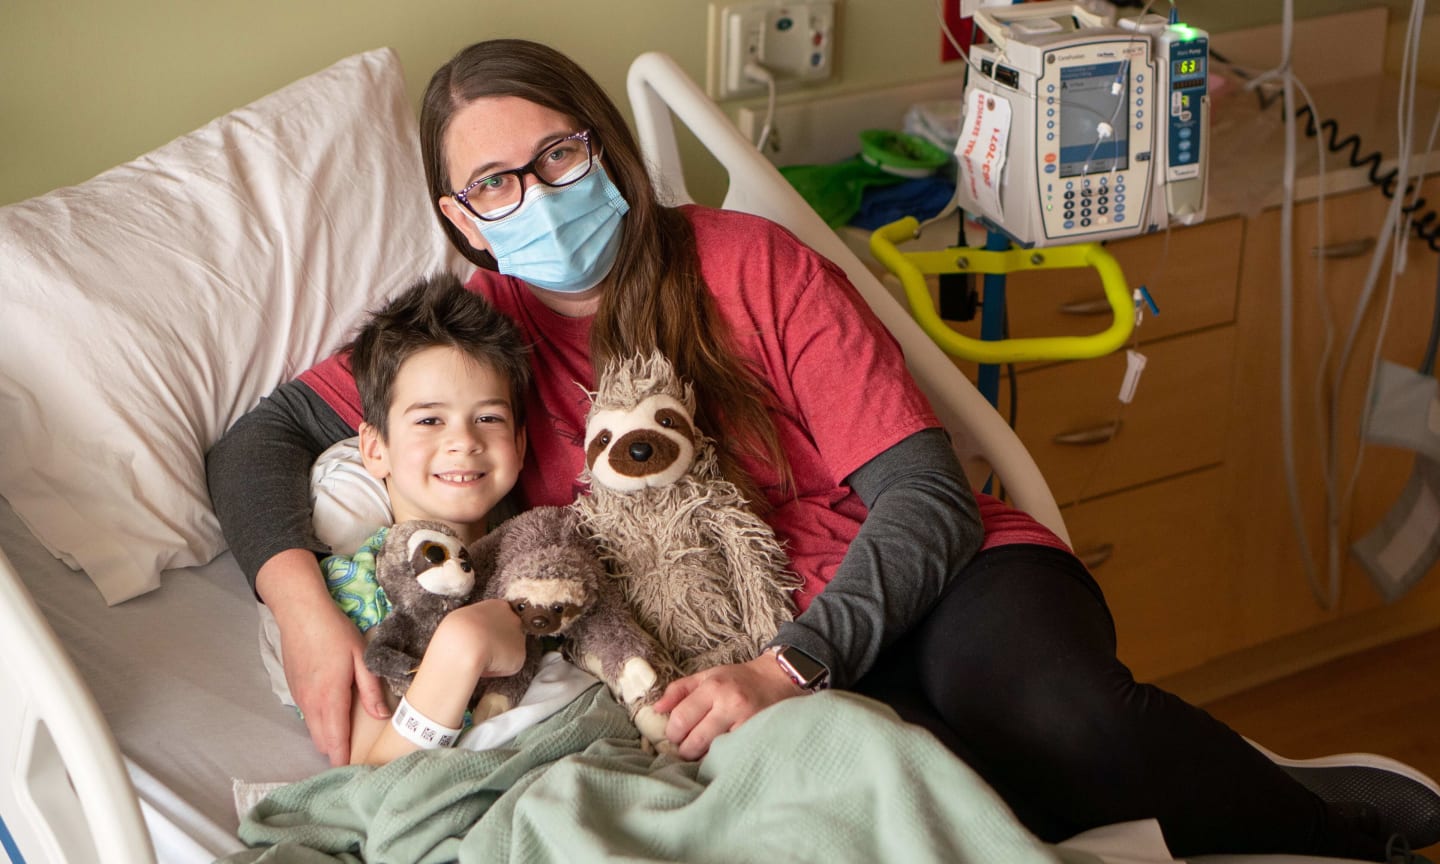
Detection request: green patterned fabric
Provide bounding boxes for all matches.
[321,526,391,632]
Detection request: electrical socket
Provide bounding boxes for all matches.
[707,2,836,100]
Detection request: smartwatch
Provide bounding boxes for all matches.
[770,645,829,691]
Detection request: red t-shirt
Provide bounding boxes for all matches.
[299,206,1067,607]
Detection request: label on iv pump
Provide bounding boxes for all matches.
[957,89,1012,222]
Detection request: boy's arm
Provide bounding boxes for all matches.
[361,599,527,765]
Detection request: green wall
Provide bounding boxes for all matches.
[1181,0,1410,33]
[0,1,1409,208]
[3,0,956,207]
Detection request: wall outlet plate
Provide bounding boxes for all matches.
[707,1,836,100]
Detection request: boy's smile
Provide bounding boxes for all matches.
[359,345,525,544]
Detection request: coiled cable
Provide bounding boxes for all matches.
[1215,47,1440,254]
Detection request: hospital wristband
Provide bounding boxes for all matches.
[391,696,463,749]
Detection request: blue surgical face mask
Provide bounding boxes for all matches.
[469,164,630,294]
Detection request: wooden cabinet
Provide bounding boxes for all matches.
[1064,467,1229,681]
[851,178,1440,691]
[969,217,1245,680]
[1052,182,1440,692]
[828,13,1440,699]
[998,327,1234,506]
[955,187,1440,686]
[1224,184,1440,655]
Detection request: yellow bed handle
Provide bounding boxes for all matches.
[870,217,1134,364]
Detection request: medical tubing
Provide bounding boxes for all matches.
[1274,0,1330,609]
[1288,76,1333,541]
[1329,0,1425,610]
[1423,262,1440,375]
[1067,224,1173,510]
[743,61,777,153]
[1412,97,1440,377]
[1078,0,1151,179]
[1239,0,1428,610]
[934,0,970,66]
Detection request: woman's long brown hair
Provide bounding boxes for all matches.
[420,39,790,507]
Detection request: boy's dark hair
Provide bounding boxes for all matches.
[349,272,531,438]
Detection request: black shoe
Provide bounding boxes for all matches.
[1249,739,1440,852]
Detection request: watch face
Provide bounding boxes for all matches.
[777,647,827,689]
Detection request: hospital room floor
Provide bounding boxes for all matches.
[1202,626,1440,858]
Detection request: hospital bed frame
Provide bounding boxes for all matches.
[0,49,1360,864]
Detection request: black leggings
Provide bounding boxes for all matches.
[851,543,1334,858]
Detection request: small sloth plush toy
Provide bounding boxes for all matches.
[571,351,800,677]
[364,520,485,703]
[366,509,675,744]
[472,506,675,725]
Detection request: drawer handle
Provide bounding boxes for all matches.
[1053,420,1122,446]
[1058,297,1114,316]
[1077,543,1114,570]
[1311,237,1376,259]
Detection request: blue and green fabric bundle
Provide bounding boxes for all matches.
[781,129,955,229]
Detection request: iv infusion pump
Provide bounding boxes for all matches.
[954,0,1210,248]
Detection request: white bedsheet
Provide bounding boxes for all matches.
[1,496,328,861]
[6,488,602,863]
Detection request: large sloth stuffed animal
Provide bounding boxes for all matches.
[571,351,799,676]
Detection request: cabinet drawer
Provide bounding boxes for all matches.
[1002,215,1244,347]
[1064,466,1231,681]
[1000,326,1236,504]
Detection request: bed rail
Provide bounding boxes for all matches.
[0,545,155,864]
[624,52,1069,543]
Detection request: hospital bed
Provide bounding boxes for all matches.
[0,46,1374,864]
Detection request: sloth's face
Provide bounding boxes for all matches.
[583,393,696,492]
[401,525,476,598]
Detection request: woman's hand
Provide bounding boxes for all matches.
[258,549,390,767]
[653,653,805,761]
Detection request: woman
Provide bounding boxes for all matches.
[207,39,1439,861]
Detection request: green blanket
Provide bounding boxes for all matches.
[221,687,1061,864]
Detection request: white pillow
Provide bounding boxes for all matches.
[0,48,452,605]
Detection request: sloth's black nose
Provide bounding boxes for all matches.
[628,441,653,462]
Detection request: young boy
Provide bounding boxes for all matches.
[323,272,535,763]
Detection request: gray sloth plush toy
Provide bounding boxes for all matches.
[364,519,485,703]
[365,508,673,737]
[475,505,675,724]
[571,351,800,679]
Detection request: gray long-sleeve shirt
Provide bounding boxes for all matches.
[205,381,981,688]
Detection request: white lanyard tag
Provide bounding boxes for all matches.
[957,89,1013,221]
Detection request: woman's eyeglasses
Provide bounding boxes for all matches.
[453,130,595,222]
